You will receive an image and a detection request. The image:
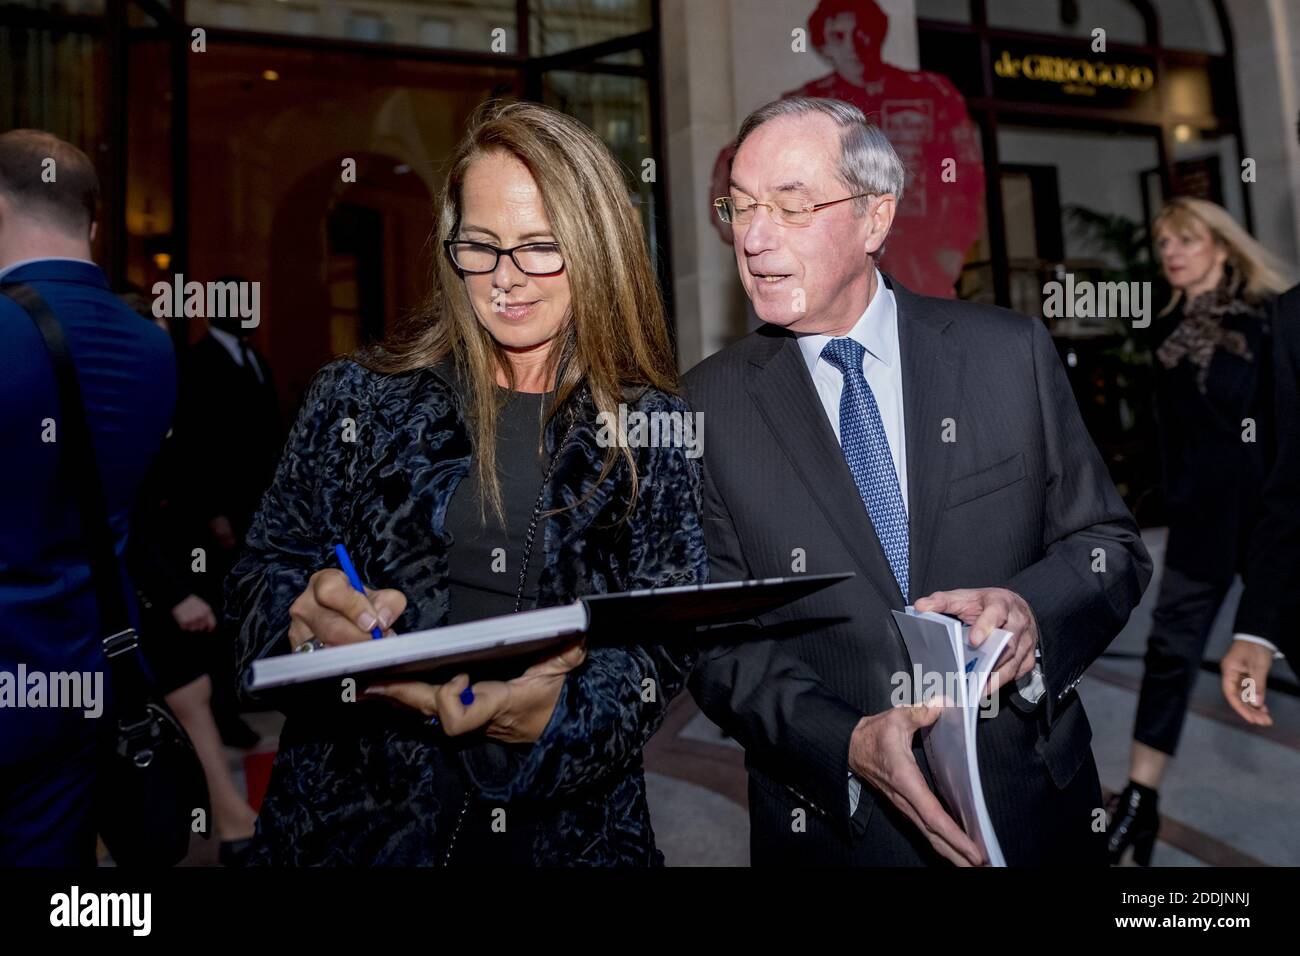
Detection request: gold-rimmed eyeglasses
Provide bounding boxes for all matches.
[713,192,878,227]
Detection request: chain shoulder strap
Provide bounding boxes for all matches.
[441,393,582,865]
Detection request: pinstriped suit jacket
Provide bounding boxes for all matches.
[684,274,1153,866]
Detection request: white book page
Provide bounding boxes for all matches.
[891,609,985,861]
[961,623,1015,714]
[892,608,1011,867]
[958,622,1013,868]
[249,602,588,690]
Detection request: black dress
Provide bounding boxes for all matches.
[440,386,553,863]
[130,427,215,695]
[443,387,551,623]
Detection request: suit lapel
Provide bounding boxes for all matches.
[745,328,904,608]
[891,278,962,601]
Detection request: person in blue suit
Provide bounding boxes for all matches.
[0,129,176,866]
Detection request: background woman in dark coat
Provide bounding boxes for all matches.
[226,101,706,866]
[1106,197,1293,865]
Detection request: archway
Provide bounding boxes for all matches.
[268,152,434,413]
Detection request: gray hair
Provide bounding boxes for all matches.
[734,97,905,214]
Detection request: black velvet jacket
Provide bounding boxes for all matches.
[227,358,706,865]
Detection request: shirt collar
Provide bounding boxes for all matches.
[208,324,246,364]
[795,269,897,377]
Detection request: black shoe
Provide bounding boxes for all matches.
[216,714,262,751]
[1106,782,1159,866]
[219,837,255,868]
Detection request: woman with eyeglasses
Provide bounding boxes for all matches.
[226,100,706,866]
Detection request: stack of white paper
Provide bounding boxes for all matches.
[890,607,1014,867]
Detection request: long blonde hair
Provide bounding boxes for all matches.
[1153,196,1295,315]
[360,100,677,524]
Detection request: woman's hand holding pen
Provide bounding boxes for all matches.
[286,569,406,650]
[286,556,586,743]
[366,641,587,744]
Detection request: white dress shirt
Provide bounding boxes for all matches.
[794,271,907,819]
[1232,633,1283,657]
[795,270,909,512]
[209,324,266,385]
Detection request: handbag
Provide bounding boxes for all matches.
[1,282,210,867]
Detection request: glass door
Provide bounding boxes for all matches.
[994,120,1166,507]
[527,0,669,318]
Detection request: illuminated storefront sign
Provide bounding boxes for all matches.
[991,41,1158,110]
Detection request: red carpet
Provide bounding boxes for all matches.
[243,750,277,813]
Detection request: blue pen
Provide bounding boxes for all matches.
[334,543,384,639]
[333,543,475,706]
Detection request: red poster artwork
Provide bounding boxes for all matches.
[712,0,985,298]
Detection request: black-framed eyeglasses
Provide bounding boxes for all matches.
[443,239,565,277]
[712,192,878,227]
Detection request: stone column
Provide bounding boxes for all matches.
[1227,0,1300,268]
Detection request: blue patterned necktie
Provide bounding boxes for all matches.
[820,337,909,600]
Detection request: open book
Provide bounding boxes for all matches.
[248,572,851,693]
[890,607,1015,867]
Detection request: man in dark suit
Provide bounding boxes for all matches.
[0,130,176,864]
[1220,281,1300,719]
[173,280,283,748]
[177,285,283,551]
[685,97,1152,866]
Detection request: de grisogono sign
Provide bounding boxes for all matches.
[992,40,1158,111]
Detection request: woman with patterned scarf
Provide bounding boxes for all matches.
[1106,197,1295,865]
